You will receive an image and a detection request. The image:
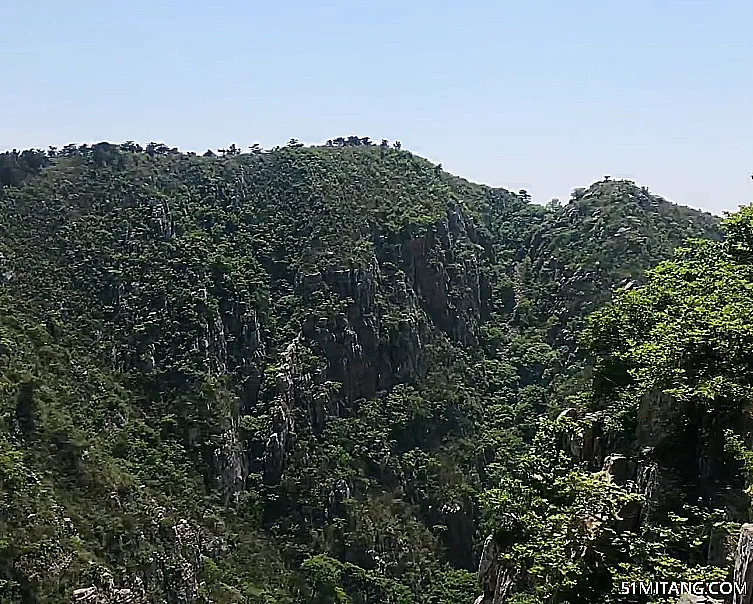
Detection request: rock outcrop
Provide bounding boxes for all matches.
[473,535,520,604]
[734,524,753,604]
[553,395,752,573]
[602,453,630,485]
[261,206,494,485]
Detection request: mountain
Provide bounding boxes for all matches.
[479,204,753,603]
[0,141,725,603]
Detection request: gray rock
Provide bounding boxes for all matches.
[556,408,577,422]
[477,535,499,597]
[473,535,521,604]
[636,391,678,449]
[212,422,247,504]
[602,453,630,485]
[734,523,753,604]
[263,432,284,484]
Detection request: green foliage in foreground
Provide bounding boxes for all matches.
[477,206,753,602]
[481,418,730,603]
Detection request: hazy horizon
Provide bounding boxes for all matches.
[4,0,753,215]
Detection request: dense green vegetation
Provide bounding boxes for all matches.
[0,140,737,603]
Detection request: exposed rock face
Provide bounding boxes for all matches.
[475,535,500,604]
[603,453,630,485]
[635,450,661,523]
[262,336,300,484]
[72,573,146,604]
[326,479,351,519]
[262,206,494,485]
[555,397,752,568]
[392,207,491,348]
[560,410,609,470]
[734,524,753,604]
[162,519,202,604]
[263,432,285,484]
[66,513,226,604]
[213,420,247,502]
[633,391,751,523]
[636,391,680,450]
[473,535,520,604]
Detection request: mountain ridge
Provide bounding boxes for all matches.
[0,141,728,603]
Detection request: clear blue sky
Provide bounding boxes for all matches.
[4,0,753,214]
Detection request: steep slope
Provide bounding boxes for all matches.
[522,180,721,329]
[475,205,753,603]
[0,141,722,603]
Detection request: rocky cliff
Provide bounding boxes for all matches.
[0,141,724,603]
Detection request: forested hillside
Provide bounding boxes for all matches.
[0,140,735,603]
